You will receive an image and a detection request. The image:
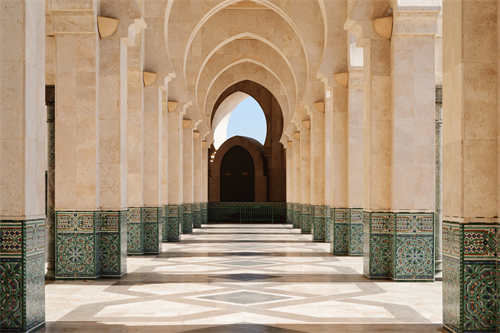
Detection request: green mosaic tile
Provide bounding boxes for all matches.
[312,205,326,242]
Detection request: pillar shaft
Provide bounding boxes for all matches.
[166,111,183,241]
[201,145,209,224]
[292,136,301,229]
[310,112,326,242]
[193,136,202,228]
[0,1,46,331]
[182,126,194,234]
[285,145,293,224]
[300,124,311,234]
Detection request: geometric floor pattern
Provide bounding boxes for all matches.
[42,224,445,332]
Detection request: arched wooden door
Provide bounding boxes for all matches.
[220,145,255,202]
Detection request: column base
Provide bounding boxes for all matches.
[143,207,162,254]
[325,207,332,243]
[312,205,326,242]
[363,211,434,282]
[293,203,301,228]
[182,204,193,234]
[201,202,208,224]
[99,211,127,278]
[287,203,293,224]
[127,208,143,255]
[442,222,498,333]
[333,208,349,255]
[1,219,45,332]
[164,205,181,242]
[301,204,312,234]
[193,203,202,228]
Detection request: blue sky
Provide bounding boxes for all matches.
[226,97,267,145]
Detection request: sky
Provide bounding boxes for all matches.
[225,97,267,145]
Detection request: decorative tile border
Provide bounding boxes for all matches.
[127,208,143,255]
[349,208,364,256]
[325,207,332,243]
[301,204,312,234]
[311,205,326,242]
[143,207,162,255]
[182,204,193,234]
[293,203,301,229]
[99,211,127,278]
[363,211,393,279]
[287,203,294,224]
[1,219,45,332]
[193,203,202,228]
[333,208,349,255]
[165,205,181,242]
[443,221,498,333]
[201,202,208,224]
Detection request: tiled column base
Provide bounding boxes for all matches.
[301,204,312,234]
[165,205,181,242]
[311,205,326,242]
[325,207,332,243]
[293,203,301,229]
[330,208,365,256]
[443,222,498,333]
[333,208,349,255]
[127,208,143,255]
[201,202,208,224]
[182,204,193,234]
[0,219,45,332]
[99,211,127,278]
[287,203,293,224]
[193,203,202,228]
[363,212,434,282]
[55,211,127,280]
[142,207,162,254]
[349,209,364,256]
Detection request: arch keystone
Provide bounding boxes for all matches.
[97,16,119,39]
[372,16,393,40]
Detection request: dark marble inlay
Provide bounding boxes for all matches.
[181,324,305,333]
[208,273,282,281]
[220,260,274,266]
[198,291,291,305]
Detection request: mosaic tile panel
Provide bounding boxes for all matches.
[362,212,370,278]
[349,209,364,256]
[166,205,181,242]
[0,219,45,332]
[55,212,99,279]
[311,205,326,242]
[332,208,348,255]
[183,204,193,234]
[301,204,312,234]
[391,213,434,281]
[293,203,301,229]
[99,211,127,277]
[201,202,208,224]
[143,207,162,254]
[363,212,393,279]
[325,206,332,243]
[193,203,202,228]
[127,208,143,255]
[287,203,293,224]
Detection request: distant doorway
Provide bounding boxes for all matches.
[220,145,255,202]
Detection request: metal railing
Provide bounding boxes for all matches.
[208,202,286,223]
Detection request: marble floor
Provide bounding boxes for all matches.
[43,224,444,332]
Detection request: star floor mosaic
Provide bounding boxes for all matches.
[1,219,45,333]
[311,205,326,242]
[165,205,182,242]
[443,221,498,333]
[300,204,311,234]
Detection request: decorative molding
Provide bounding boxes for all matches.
[293,132,300,140]
[97,16,119,39]
[372,16,393,40]
[183,119,192,128]
[334,72,349,87]
[314,101,325,112]
[193,131,200,140]
[302,120,310,129]
[168,101,178,112]
[143,72,157,87]
[287,141,293,148]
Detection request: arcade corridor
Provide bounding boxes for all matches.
[42,225,443,333]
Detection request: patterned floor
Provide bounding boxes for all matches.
[42,224,444,332]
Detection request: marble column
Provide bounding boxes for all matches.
[435,86,443,275]
[98,25,129,278]
[193,134,202,228]
[310,112,326,242]
[161,94,170,239]
[52,8,103,280]
[300,122,311,234]
[442,1,498,331]
[46,86,56,279]
[0,1,46,330]
[285,143,294,224]
[201,143,209,224]
[142,79,163,254]
[324,93,333,243]
[292,135,301,229]
[166,110,183,241]
[182,123,194,234]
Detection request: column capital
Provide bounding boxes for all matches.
[393,4,440,36]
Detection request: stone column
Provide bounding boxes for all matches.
[300,122,311,234]
[142,80,163,254]
[98,26,129,278]
[389,7,438,282]
[435,86,442,275]
[292,135,301,228]
[161,95,169,239]
[285,143,294,224]
[0,1,46,330]
[346,69,364,257]
[166,110,184,241]
[310,112,326,242]
[201,143,209,224]
[442,1,498,332]
[182,122,194,234]
[46,86,56,279]
[193,133,202,228]
[324,93,333,243]
[52,8,103,280]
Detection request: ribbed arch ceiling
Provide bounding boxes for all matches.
[164,0,326,131]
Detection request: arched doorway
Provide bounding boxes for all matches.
[220,145,255,202]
